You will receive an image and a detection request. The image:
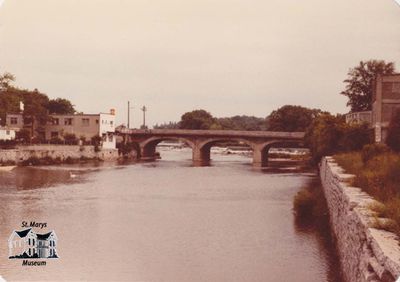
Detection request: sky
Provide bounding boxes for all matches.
[0,0,400,127]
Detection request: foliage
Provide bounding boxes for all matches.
[386,109,400,152]
[339,122,372,152]
[47,98,75,114]
[266,105,325,132]
[49,137,63,144]
[305,114,372,163]
[0,72,15,91]
[91,135,102,152]
[63,133,78,145]
[179,109,217,130]
[217,115,266,131]
[335,151,400,236]
[341,60,395,112]
[361,143,390,164]
[15,129,31,143]
[153,122,179,129]
[304,114,344,163]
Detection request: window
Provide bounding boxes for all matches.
[29,238,31,245]
[6,130,10,135]
[51,131,59,138]
[52,118,59,125]
[96,119,99,124]
[64,118,73,125]
[110,121,114,126]
[10,117,18,125]
[33,239,35,246]
[82,118,90,126]
[109,135,114,142]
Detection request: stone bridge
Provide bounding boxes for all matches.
[117,129,305,167]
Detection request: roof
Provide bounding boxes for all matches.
[36,231,53,240]
[15,228,32,238]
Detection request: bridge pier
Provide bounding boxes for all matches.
[252,146,269,168]
[192,144,211,166]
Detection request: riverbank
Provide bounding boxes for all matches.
[0,145,119,166]
[320,156,400,282]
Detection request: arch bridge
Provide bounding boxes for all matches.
[118,129,305,167]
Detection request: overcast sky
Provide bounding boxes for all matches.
[0,0,399,127]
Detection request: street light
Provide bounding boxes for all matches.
[141,106,147,129]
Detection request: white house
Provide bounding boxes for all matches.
[8,228,37,258]
[8,228,58,259]
[0,127,16,141]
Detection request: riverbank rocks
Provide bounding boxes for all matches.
[0,145,119,165]
[320,157,400,282]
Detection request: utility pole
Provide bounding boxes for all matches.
[141,106,147,129]
[127,101,134,128]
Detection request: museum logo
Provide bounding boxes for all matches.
[8,223,58,266]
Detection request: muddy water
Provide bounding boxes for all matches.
[0,149,342,281]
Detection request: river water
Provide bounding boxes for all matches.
[0,149,342,281]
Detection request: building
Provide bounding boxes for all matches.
[8,228,58,259]
[5,109,116,149]
[0,126,16,141]
[372,74,400,142]
[345,74,400,143]
[345,111,372,125]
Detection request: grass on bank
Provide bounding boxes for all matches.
[334,145,400,235]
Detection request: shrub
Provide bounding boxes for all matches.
[339,123,372,152]
[15,129,31,144]
[63,133,78,145]
[361,143,389,164]
[50,137,63,144]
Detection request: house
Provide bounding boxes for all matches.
[8,228,37,258]
[345,73,400,143]
[5,109,116,149]
[0,126,16,141]
[8,228,58,259]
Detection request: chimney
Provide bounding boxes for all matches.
[110,109,115,115]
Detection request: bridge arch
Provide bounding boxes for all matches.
[193,138,255,166]
[140,136,195,160]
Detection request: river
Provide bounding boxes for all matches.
[0,148,342,281]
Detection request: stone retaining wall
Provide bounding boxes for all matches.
[0,145,119,164]
[320,156,400,282]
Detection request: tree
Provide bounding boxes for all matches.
[179,110,217,130]
[341,60,395,112]
[217,115,265,131]
[0,72,15,91]
[22,89,50,140]
[386,110,400,152]
[47,98,75,114]
[304,114,344,163]
[266,105,324,132]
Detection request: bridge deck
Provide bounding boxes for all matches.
[118,129,305,139]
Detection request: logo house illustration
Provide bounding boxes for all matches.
[8,228,58,259]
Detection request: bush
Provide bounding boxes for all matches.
[15,129,31,144]
[361,143,389,164]
[64,133,78,145]
[50,137,63,144]
[339,123,372,152]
